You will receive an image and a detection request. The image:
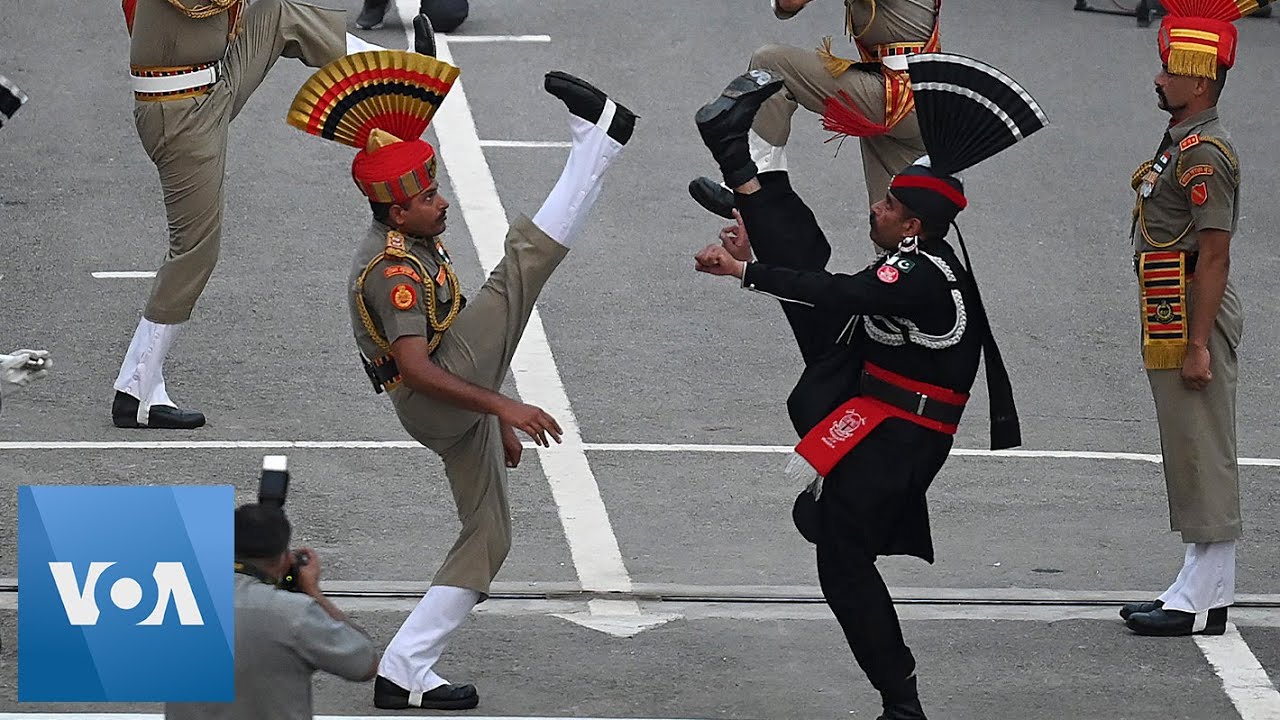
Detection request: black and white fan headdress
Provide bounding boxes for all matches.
[877,53,1049,226]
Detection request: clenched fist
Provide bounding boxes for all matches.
[695,244,747,279]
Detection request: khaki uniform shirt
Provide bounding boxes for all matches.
[164,574,376,720]
[1134,107,1240,254]
[348,221,461,362]
[129,0,240,67]
[773,0,937,47]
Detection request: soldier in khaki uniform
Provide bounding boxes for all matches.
[689,0,940,220]
[288,51,636,710]
[111,0,432,430]
[1119,0,1263,638]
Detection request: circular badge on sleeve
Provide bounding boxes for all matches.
[877,265,900,284]
[391,283,417,310]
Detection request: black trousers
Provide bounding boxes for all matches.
[735,173,919,700]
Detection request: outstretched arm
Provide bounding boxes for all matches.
[694,244,930,319]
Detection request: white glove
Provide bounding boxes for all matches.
[1,349,51,387]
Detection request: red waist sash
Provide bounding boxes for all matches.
[793,362,968,478]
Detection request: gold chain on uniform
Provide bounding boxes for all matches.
[355,233,462,357]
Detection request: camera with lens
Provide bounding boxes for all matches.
[258,455,308,592]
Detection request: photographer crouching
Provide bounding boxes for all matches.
[166,493,378,719]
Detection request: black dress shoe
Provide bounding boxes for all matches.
[373,675,479,710]
[355,0,389,29]
[1119,599,1163,621]
[1126,606,1228,636]
[412,13,436,56]
[695,69,785,189]
[543,71,637,145]
[877,676,927,720]
[112,391,206,430]
[688,176,736,219]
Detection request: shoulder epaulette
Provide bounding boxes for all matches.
[1177,135,1239,185]
[384,230,409,257]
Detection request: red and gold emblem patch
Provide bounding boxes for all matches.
[876,265,900,284]
[1180,134,1200,151]
[391,283,417,310]
[1179,164,1214,187]
[1191,182,1208,206]
[384,265,422,283]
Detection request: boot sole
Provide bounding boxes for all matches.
[694,72,784,126]
[374,695,480,711]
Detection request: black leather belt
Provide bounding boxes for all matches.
[361,354,401,394]
[860,369,965,426]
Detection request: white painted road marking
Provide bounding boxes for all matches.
[91,271,156,279]
[1196,625,1280,720]
[479,140,573,148]
[395,8,672,636]
[442,34,552,43]
[0,716,703,720]
[0,716,705,720]
[3,440,1280,468]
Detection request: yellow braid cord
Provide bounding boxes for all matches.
[847,0,877,40]
[162,0,240,19]
[355,251,462,357]
[162,0,245,41]
[1131,160,1155,191]
[818,36,857,78]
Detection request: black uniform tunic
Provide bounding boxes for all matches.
[730,172,1014,696]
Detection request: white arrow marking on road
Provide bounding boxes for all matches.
[396,7,676,637]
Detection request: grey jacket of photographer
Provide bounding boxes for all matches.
[165,574,376,720]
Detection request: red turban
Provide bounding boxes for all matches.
[350,130,438,204]
[1156,0,1258,79]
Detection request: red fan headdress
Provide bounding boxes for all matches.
[1157,0,1271,78]
[286,50,459,203]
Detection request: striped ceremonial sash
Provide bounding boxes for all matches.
[1139,251,1189,370]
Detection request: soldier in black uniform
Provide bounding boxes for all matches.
[693,57,1046,719]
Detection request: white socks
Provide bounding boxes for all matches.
[532,101,625,248]
[379,585,480,692]
[113,318,178,422]
[749,129,788,175]
[1159,541,1236,615]
[346,33,385,54]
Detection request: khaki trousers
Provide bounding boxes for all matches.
[133,0,345,323]
[1146,281,1244,543]
[748,43,924,206]
[389,216,568,597]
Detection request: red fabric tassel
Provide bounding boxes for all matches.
[821,91,891,140]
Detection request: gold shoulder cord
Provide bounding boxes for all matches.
[163,0,241,19]
[355,233,463,356]
[848,0,877,40]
